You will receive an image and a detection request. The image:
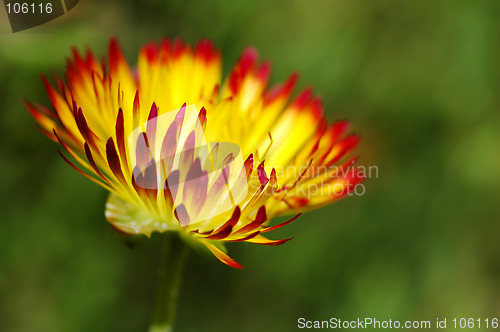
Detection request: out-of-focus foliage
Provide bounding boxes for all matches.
[1,1,499,331]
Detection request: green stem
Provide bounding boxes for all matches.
[149,232,189,332]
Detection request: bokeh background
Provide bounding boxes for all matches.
[1,0,500,331]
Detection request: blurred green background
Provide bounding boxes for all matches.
[1,0,500,331]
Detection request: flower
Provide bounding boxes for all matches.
[26,38,364,268]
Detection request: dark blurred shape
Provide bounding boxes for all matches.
[3,0,79,32]
[64,0,78,11]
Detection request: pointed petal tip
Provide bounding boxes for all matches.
[257,162,269,185]
[261,213,302,233]
[203,241,244,269]
[199,106,206,116]
[148,102,158,120]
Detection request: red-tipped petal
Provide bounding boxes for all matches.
[106,137,126,184]
[292,87,313,110]
[84,143,109,184]
[198,107,207,131]
[265,73,299,105]
[244,153,254,179]
[133,90,140,129]
[205,207,241,240]
[146,102,158,151]
[257,161,269,186]
[203,241,243,269]
[234,205,267,235]
[57,149,111,190]
[115,109,128,168]
[246,234,294,246]
[261,213,302,233]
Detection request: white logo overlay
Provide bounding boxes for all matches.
[128,104,249,227]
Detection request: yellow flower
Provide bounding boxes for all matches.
[26,38,364,268]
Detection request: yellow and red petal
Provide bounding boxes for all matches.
[27,38,365,269]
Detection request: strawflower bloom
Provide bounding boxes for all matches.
[26,38,364,268]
